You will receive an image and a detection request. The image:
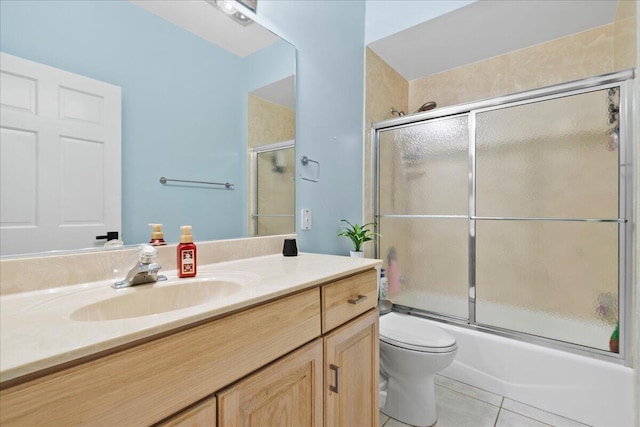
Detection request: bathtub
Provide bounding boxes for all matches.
[414,316,635,427]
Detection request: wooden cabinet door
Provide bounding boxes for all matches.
[157,396,216,427]
[217,339,323,427]
[324,309,379,427]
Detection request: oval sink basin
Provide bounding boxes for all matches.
[71,277,246,321]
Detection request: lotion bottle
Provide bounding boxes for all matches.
[177,225,197,278]
[148,223,166,246]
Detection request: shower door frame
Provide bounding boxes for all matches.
[249,140,295,236]
[372,69,634,366]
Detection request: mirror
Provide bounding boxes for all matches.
[0,0,295,257]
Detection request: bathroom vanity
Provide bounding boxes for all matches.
[0,250,380,426]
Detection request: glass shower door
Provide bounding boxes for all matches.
[252,143,295,236]
[374,72,631,360]
[474,88,622,352]
[377,115,469,319]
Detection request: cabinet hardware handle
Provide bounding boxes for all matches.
[329,364,340,393]
[348,295,367,305]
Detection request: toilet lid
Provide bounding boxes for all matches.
[380,312,457,353]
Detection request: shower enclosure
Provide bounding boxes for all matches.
[373,70,633,363]
[249,140,295,236]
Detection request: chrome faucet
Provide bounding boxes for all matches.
[113,245,167,289]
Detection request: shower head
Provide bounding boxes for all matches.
[415,101,437,113]
[391,103,435,118]
[390,107,406,117]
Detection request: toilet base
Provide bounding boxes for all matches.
[381,374,437,427]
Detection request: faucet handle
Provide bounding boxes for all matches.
[138,244,158,264]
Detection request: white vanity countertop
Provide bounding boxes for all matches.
[0,252,381,383]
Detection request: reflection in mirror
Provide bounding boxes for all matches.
[250,141,295,236]
[247,76,295,237]
[0,0,295,257]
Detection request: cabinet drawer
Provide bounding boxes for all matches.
[321,269,377,333]
[0,288,321,427]
[156,396,216,427]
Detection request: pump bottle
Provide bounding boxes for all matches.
[148,223,166,246]
[177,225,197,278]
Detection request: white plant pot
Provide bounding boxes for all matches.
[350,250,364,258]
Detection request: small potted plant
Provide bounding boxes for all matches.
[337,219,380,258]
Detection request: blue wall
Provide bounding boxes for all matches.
[256,0,367,255]
[0,0,253,245]
[253,0,476,256]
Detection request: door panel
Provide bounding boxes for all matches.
[0,52,121,255]
[324,310,378,427]
[218,339,323,427]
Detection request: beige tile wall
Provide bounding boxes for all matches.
[364,48,408,257]
[247,94,295,149]
[614,0,638,71]
[408,24,615,111]
[407,2,636,111]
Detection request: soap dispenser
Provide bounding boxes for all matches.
[177,225,197,278]
[148,223,166,246]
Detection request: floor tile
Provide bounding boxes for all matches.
[502,399,590,427]
[378,376,589,427]
[433,385,500,427]
[380,412,390,427]
[435,374,503,407]
[382,416,413,427]
[496,409,553,427]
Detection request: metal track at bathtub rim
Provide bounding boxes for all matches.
[390,304,628,365]
[371,68,636,367]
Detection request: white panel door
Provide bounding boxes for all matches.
[0,52,121,256]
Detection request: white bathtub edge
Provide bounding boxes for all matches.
[424,318,634,427]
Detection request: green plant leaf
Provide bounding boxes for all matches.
[337,219,380,251]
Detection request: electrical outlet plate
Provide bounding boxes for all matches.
[301,208,311,230]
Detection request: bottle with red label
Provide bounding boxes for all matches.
[177,225,197,278]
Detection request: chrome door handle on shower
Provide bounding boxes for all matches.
[329,364,340,393]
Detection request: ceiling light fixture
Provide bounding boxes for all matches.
[211,0,253,26]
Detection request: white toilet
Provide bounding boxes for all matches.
[379,312,457,427]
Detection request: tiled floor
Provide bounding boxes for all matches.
[379,375,591,427]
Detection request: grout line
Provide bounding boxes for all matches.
[435,381,502,408]
[436,384,505,414]
[437,373,501,398]
[494,407,502,427]
[505,398,592,427]
[500,409,555,427]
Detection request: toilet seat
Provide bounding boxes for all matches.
[380,312,457,353]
